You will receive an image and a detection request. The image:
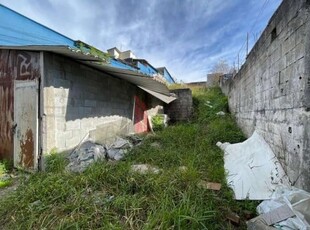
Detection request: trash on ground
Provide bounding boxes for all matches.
[226,212,240,225]
[197,180,221,190]
[216,111,225,116]
[248,186,310,229]
[131,164,160,174]
[216,131,290,200]
[66,136,142,172]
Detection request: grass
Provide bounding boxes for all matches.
[0,87,258,229]
[0,160,13,188]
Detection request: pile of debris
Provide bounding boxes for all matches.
[217,131,310,229]
[66,136,143,173]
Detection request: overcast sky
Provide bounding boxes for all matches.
[1,0,282,82]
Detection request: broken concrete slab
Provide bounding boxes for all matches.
[256,186,310,229]
[216,131,290,200]
[260,204,295,226]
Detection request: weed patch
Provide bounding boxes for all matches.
[0,87,258,229]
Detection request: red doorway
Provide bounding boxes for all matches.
[134,96,148,133]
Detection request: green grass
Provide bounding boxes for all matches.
[0,160,12,189]
[0,87,258,229]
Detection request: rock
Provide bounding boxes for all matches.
[178,166,188,172]
[131,164,160,174]
[216,111,225,116]
[150,142,161,148]
[29,200,42,208]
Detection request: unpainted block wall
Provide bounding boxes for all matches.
[42,52,137,152]
[220,0,310,191]
[165,88,193,122]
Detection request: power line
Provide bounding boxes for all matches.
[234,0,271,71]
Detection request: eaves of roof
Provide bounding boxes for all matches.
[0,45,176,104]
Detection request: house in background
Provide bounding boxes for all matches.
[107,47,176,84]
[156,67,175,84]
[0,4,176,171]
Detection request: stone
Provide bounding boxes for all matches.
[131,164,160,174]
[178,166,188,172]
[150,142,161,148]
[216,111,225,116]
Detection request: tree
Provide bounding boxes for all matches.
[210,59,234,74]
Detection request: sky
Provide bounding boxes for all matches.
[0,0,282,82]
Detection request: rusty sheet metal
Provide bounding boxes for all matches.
[14,80,38,170]
[0,49,40,162]
[134,95,149,133]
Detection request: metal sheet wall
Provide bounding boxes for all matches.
[0,49,40,161]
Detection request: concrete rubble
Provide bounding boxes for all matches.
[247,186,310,229]
[66,136,142,173]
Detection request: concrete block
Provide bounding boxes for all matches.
[84,99,97,107]
[66,120,81,130]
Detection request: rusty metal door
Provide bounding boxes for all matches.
[14,80,38,171]
[134,96,149,133]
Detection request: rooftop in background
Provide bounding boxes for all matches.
[0,3,175,85]
[107,47,176,84]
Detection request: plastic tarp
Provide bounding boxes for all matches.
[257,186,310,229]
[217,131,290,200]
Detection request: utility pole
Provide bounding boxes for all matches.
[246,32,249,57]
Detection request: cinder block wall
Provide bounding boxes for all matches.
[42,52,137,152]
[165,88,193,122]
[220,0,310,191]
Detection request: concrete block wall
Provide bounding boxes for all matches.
[165,88,193,122]
[42,52,137,152]
[220,0,310,191]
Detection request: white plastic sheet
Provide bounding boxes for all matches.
[217,131,290,200]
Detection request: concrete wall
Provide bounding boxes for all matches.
[207,73,222,86]
[220,0,310,191]
[164,88,193,122]
[42,52,140,152]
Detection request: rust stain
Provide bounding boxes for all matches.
[19,129,34,168]
[0,49,40,161]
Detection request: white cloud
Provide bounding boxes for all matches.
[0,0,282,82]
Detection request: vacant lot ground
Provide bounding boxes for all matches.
[0,87,258,229]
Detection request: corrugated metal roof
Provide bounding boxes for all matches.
[0,45,176,103]
[0,45,101,61]
[82,62,173,96]
[138,87,176,104]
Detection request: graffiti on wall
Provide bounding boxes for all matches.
[0,50,40,160]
